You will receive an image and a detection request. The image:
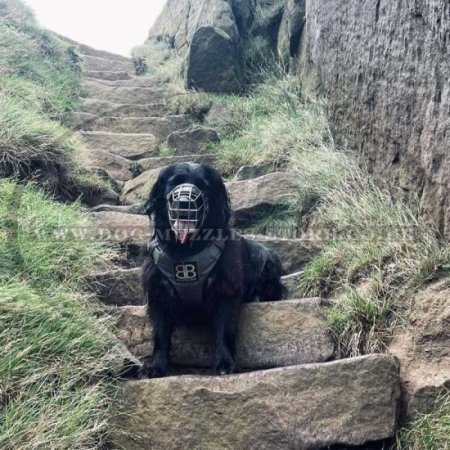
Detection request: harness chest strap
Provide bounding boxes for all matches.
[148,239,226,304]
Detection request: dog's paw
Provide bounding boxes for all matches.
[138,361,168,379]
[214,355,236,376]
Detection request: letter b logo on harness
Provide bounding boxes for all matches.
[174,262,199,282]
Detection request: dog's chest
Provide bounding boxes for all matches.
[149,240,225,304]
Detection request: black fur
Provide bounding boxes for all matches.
[140,163,285,377]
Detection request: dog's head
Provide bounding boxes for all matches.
[144,163,231,244]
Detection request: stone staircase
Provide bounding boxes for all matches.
[76,47,401,449]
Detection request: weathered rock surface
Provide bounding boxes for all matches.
[82,148,133,181]
[138,154,216,172]
[186,26,243,92]
[389,279,450,418]
[80,98,170,117]
[90,211,150,243]
[91,268,143,306]
[84,115,193,140]
[113,355,400,450]
[115,299,334,368]
[167,126,219,154]
[80,131,159,159]
[301,0,450,235]
[227,172,298,226]
[90,204,143,214]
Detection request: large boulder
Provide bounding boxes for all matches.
[301,0,450,236]
[113,355,400,450]
[149,0,239,51]
[227,172,298,227]
[186,26,243,93]
[115,299,334,368]
[138,154,216,172]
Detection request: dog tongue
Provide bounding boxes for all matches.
[179,231,190,244]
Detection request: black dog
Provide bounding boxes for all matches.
[140,162,285,378]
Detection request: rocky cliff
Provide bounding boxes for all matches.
[300,0,450,236]
[148,0,449,235]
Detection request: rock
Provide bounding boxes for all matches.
[121,167,164,204]
[113,355,400,450]
[167,126,219,155]
[80,131,159,159]
[90,211,150,244]
[81,55,134,72]
[89,78,159,88]
[204,102,232,129]
[81,79,163,103]
[186,26,243,93]
[301,0,450,236]
[83,70,131,81]
[231,0,254,34]
[227,172,298,227]
[389,279,450,419]
[149,0,239,51]
[82,148,133,182]
[246,235,320,273]
[85,115,193,141]
[138,154,216,172]
[234,163,274,181]
[278,0,306,60]
[106,338,142,378]
[90,268,144,306]
[115,299,334,368]
[80,98,170,117]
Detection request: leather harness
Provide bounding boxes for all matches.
[148,239,226,304]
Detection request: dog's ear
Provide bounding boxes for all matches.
[143,172,166,217]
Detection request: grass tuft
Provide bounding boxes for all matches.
[395,392,450,450]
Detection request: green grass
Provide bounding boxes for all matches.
[395,392,450,450]
[132,39,183,85]
[0,3,119,448]
[0,10,83,190]
[0,180,117,450]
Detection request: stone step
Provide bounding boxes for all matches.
[89,267,307,307]
[84,77,158,88]
[79,131,159,159]
[113,355,400,450]
[114,299,334,369]
[82,79,164,103]
[89,211,150,244]
[81,54,134,72]
[83,70,132,81]
[80,115,193,139]
[137,154,216,172]
[82,148,134,182]
[80,98,171,117]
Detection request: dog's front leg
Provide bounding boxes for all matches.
[140,306,173,378]
[212,298,240,375]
